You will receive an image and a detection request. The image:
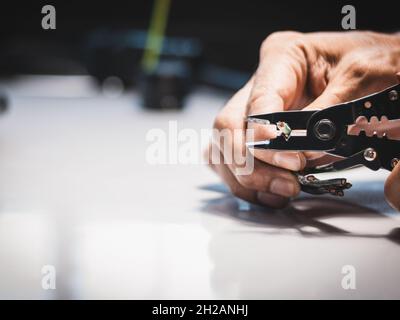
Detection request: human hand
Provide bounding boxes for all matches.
[209,31,400,208]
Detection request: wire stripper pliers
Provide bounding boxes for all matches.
[246,83,400,196]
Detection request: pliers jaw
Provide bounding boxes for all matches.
[247,110,316,130]
[245,83,400,196]
[246,108,343,152]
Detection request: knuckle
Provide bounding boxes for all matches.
[248,87,285,117]
[266,31,303,43]
[345,50,381,79]
[229,184,244,198]
[237,173,269,191]
[342,48,399,90]
[213,113,229,130]
[349,59,371,79]
[236,174,255,189]
[261,31,304,54]
[247,92,264,114]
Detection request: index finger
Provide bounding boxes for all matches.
[246,32,309,171]
[247,32,309,117]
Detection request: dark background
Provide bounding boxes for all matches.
[0,0,399,77]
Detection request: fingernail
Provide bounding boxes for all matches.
[273,152,302,171]
[270,178,297,197]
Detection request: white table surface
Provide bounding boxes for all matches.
[0,76,399,299]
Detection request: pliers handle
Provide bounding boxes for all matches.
[246,83,400,196]
[247,83,400,172]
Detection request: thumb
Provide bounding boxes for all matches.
[302,84,347,111]
[385,162,400,211]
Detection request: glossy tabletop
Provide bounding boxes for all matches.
[0,76,399,299]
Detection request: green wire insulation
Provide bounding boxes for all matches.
[141,0,172,73]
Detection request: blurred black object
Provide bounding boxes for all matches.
[0,93,8,113]
[85,29,146,87]
[140,59,191,109]
[85,29,202,109]
[1,0,400,78]
[1,0,399,110]
[84,29,202,83]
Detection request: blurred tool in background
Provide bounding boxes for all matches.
[0,92,8,113]
[140,0,190,109]
[84,29,202,97]
[85,0,248,109]
[85,28,247,107]
[2,1,398,110]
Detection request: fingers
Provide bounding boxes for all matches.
[234,159,300,197]
[209,78,301,207]
[321,50,399,106]
[247,31,308,116]
[246,121,307,171]
[284,77,349,163]
[208,33,400,209]
[307,69,400,142]
[249,149,307,171]
[208,147,292,208]
[299,63,400,161]
[305,154,340,166]
[213,104,301,199]
[385,162,400,211]
[246,32,310,170]
[348,72,400,139]
[208,146,258,203]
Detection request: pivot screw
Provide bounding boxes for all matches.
[364,101,372,109]
[389,90,399,101]
[313,119,336,141]
[391,158,399,169]
[364,148,377,162]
